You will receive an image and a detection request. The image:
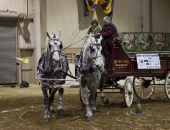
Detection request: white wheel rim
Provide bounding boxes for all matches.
[133,77,155,99]
[124,78,133,107]
[165,72,170,99]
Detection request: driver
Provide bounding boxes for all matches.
[100,16,119,52]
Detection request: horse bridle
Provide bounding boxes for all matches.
[79,43,103,74]
[89,43,102,60]
[49,38,61,55]
[46,38,63,66]
[51,49,60,55]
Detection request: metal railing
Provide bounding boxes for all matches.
[65,53,77,64]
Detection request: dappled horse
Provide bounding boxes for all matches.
[75,36,109,121]
[37,32,69,122]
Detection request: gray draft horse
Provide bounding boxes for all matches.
[37,32,69,122]
[75,36,109,121]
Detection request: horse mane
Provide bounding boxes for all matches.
[83,35,102,51]
[83,36,96,49]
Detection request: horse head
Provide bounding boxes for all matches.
[82,35,103,71]
[46,31,63,65]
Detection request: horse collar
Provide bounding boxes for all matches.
[80,67,97,74]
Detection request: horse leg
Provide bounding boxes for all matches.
[99,72,109,104]
[80,85,93,121]
[91,88,98,114]
[42,85,51,122]
[57,87,64,115]
[49,88,58,113]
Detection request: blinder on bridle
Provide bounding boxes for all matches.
[48,38,63,54]
[89,43,101,53]
[47,32,63,51]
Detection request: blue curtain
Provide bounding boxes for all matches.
[84,0,114,17]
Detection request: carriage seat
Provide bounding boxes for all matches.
[109,37,122,47]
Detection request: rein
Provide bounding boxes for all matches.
[62,70,77,79]
[62,36,87,51]
[92,55,101,59]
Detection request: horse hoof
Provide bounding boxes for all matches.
[102,97,109,104]
[58,109,64,115]
[43,117,51,122]
[50,110,55,114]
[86,116,93,121]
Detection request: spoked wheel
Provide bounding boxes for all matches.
[123,78,133,107]
[164,72,170,99]
[133,77,155,100]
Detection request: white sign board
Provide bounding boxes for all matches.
[136,54,161,69]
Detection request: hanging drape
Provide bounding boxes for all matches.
[84,0,114,17]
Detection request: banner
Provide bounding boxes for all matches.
[84,0,114,17]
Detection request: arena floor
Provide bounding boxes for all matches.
[0,84,170,130]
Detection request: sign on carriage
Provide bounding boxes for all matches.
[136,54,161,69]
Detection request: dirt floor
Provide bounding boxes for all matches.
[0,84,170,130]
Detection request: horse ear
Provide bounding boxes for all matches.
[100,35,103,40]
[58,31,61,38]
[47,32,50,39]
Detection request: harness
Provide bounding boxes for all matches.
[39,52,68,72]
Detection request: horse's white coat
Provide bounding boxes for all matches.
[83,36,104,70]
[45,32,62,62]
[77,35,107,120]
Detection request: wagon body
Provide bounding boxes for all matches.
[105,42,170,81]
[103,39,170,104]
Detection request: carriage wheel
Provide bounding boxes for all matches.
[123,78,133,107]
[133,77,155,100]
[164,72,170,99]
